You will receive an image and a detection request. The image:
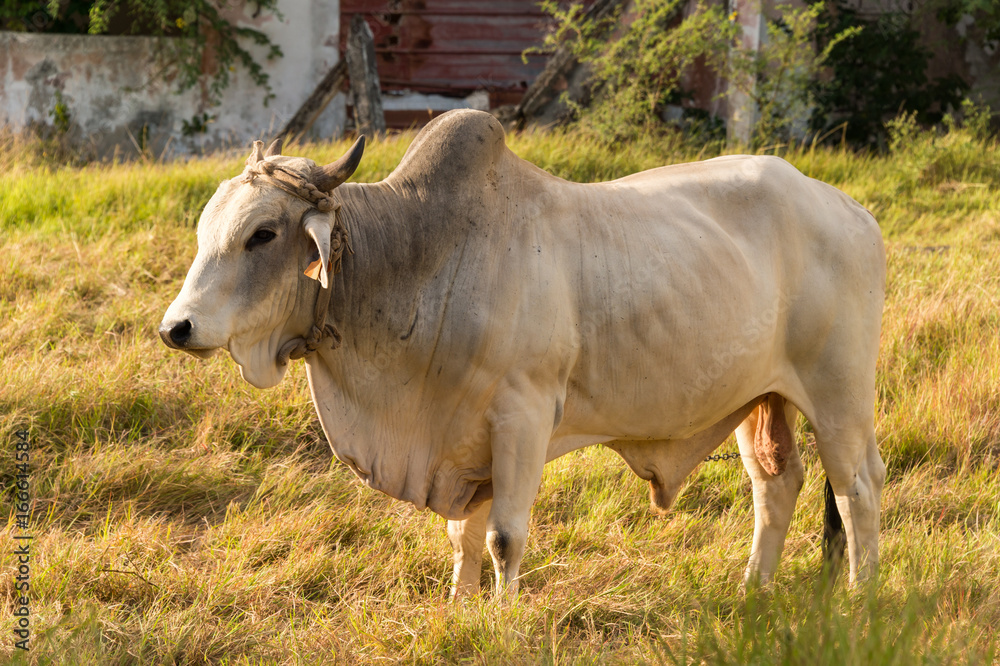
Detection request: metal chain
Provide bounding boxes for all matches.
[704,451,742,463]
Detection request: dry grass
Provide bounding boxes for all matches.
[2,120,999,664]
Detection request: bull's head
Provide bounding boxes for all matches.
[159,136,365,389]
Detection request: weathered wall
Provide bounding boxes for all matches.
[0,1,344,158]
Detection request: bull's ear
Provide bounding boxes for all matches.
[312,135,366,192]
[303,211,334,289]
[246,140,265,166]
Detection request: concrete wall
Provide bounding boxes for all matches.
[0,1,345,158]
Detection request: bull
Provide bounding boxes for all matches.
[160,110,886,597]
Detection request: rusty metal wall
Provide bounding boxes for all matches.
[341,0,595,127]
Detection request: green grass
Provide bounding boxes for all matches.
[2,119,1000,664]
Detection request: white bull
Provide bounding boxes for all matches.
[161,109,886,597]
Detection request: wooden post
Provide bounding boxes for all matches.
[276,60,347,146]
[727,0,765,146]
[346,15,386,137]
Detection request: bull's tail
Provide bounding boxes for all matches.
[822,478,846,579]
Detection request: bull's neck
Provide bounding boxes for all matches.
[323,180,432,356]
[337,179,417,281]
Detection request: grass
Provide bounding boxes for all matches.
[2,116,999,664]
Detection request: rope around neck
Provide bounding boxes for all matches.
[275,207,352,366]
[241,160,353,366]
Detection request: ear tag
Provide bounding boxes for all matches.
[303,247,321,280]
[304,259,324,281]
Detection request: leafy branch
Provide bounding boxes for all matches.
[3,1,285,106]
[533,0,861,147]
[533,0,736,141]
[727,3,860,148]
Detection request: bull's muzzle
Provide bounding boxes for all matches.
[159,316,221,359]
[159,318,193,349]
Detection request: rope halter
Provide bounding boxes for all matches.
[239,141,354,366]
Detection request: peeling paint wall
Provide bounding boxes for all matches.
[0,1,344,158]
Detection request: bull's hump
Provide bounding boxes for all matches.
[389,109,508,190]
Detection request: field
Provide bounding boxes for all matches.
[2,117,1000,664]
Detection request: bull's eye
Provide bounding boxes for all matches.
[246,228,277,250]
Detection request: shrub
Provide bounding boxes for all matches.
[887,99,999,191]
[536,0,856,148]
[532,0,737,142]
[811,1,969,150]
[726,2,859,148]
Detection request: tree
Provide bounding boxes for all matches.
[0,1,283,106]
[534,0,856,148]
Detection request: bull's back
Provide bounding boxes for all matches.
[538,155,883,440]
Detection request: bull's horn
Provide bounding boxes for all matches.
[312,135,366,192]
[245,140,265,166]
[264,137,283,158]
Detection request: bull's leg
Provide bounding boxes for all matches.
[735,396,804,584]
[447,499,491,599]
[813,419,885,584]
[797,292,885,584]
[483,393,550,598]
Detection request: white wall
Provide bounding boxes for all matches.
[0,1,344,157]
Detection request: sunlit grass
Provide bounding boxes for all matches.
[2,118,999,663]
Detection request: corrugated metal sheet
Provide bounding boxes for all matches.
[341,0,594,126]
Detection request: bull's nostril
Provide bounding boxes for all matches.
[168,319,193,346]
